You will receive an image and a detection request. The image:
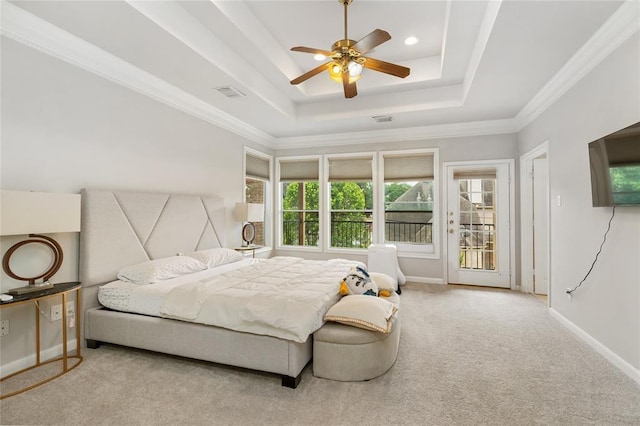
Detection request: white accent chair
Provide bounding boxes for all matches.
[367,244,406,293]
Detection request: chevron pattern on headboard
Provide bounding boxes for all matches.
[79,189,225,297]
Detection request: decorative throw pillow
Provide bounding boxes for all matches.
[370,272,398,292]
[183,248,244,268]
[117,256,207,285]
[324,295,398,333]
[339,266,380,296]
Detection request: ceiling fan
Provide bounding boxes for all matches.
[289,0,410,99]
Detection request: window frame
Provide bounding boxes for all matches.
[325,152,377,254]
[274,148,440,259]
[243,147,273,249]
[377,148,440,258]
[275,155,323,252]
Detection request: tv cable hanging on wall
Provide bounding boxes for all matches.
[566,206,616,295]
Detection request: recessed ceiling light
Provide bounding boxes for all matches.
[404,36,419,46]
[314,54,326,61]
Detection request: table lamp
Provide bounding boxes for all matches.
[1,190,81,295]
[234,202,264,247]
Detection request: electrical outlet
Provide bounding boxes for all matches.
[51,304,62,321]
[66,301,75,316]
[1,320,9,336]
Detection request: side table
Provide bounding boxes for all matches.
[234,245,263,258]
[0,282,83,399]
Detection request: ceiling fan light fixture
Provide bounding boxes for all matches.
[313,54,326,61]
[289,0,410,98]
[329,62,343,83]
[348,61,363,78]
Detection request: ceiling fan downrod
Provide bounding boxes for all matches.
[341,0,353,40]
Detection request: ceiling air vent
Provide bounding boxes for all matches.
[372,115,393,123]
[215,86,246,99]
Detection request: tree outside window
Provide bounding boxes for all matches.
[330,181,373,248]
[282,182,319,246]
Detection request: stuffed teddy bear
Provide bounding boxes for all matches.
[340,266,392,297]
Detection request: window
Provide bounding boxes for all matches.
[327,155,374,249]
[278,158,320,247]
[244,149,271,246]
[381,151,435,249]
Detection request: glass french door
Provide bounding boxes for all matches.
[446,163,511,288]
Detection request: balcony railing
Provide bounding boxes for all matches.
[282,218,433,247]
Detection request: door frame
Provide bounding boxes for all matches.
[520,142,550,302]
[442,159,516,289]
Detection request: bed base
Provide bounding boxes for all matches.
[84,307,312,389]
[79,189,311,389]
[86,337,304,388]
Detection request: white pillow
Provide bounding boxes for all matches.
[117,256,207,285]
[370,272,398,292]
[183,248,243,269]
[324,295,398,333]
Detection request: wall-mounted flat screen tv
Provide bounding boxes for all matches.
[588,121,640,207]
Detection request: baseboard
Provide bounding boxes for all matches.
[549,309,640,385]
[404,276,444,285]
[0,339,78,377]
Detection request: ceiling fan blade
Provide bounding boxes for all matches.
[290,63,331,85]
[342,70,357,99]
[291,46,337,57]
[352,29,391,55]
[363,57,410,78]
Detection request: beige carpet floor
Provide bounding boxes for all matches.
[1,283,639,425]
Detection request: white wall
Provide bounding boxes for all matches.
[275,133,519,281]
[0,38,271,369]
[518,34,640,372]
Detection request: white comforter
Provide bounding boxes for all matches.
[102,257,361,343]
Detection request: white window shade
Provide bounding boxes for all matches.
[328,157,373,181]
[280,160,319,181]
[453,168,497,180]
[246,153,270,180]
[1,190,81,236]
[384,154,434,181]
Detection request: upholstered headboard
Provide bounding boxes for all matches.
[79,189,225,310]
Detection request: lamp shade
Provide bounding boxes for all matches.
[235,202,264,222]
[1,190,81,236]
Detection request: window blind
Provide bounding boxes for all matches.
[328,157,373,181]
[279,159,319,181]
[384,153,434,181]
[246,153,270,180]
[453,167,497,180]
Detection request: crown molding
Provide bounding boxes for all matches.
[0,2,276,148]
[273,119,517,150]
[3,1,635,151]
[513,0,640,131]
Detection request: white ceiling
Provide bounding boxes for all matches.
[3,0,631,148]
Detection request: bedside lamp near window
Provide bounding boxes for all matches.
[1,190,81,295]
[235,202,264,247]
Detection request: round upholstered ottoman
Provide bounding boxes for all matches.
[312,295,400,382]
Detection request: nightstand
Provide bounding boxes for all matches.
[0,282,83,399]
[234,245,262,258]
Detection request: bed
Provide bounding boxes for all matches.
[79,189,361,388]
